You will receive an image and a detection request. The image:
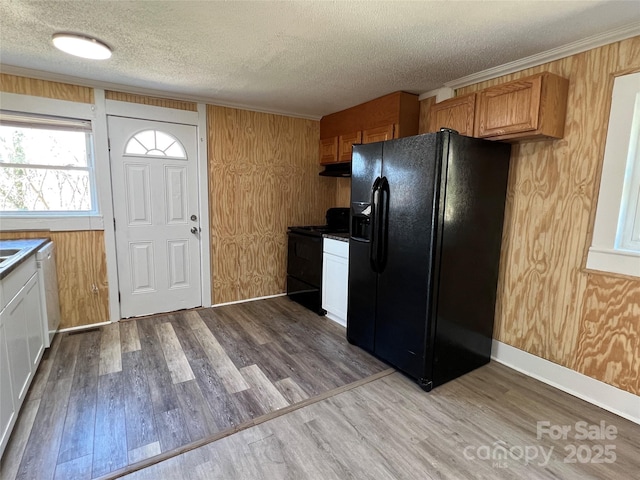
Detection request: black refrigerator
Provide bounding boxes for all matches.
[347,130,511,391]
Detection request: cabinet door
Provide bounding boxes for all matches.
[427,93,476,136]
[475,75,542,138]
[338,131,362,163]
[0,323,15,454]
[362,125,395,144]
[3,287,32,405]
[24,275,44,369]
[319,137,338,164]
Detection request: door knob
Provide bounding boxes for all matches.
[191,227,199,234]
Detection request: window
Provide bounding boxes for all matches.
[587,71,640,278]
[125,129,186,159]
[617,91,640,251]
[0,111,97,214]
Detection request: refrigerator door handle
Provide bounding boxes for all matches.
[370,176,382,272]
[379,176,390,272]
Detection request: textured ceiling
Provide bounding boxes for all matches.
[1,1,639,118]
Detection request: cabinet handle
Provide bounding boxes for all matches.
[370,177,382,272]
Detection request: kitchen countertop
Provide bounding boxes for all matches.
[0,238,50,280]
[323,233,349,242]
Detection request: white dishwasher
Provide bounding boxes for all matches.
[322,238,349,327]
[36,242,61,348]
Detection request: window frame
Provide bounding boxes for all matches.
[617,90,640,252]
[0,92,103,231]
[0,113,98,215]
[586,71,640,278]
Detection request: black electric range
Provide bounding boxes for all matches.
[286,208,349,314]
[288,225,349,236]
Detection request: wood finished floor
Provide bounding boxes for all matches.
[0,297,388,480]
[121,363,640,480]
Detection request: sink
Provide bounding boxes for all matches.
[0,248,22,263]
[0,239,49,281]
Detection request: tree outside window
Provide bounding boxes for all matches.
[0,112,96,214]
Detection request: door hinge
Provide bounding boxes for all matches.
[108,137,111,151]
[113,218,116,230]
[118,291,121,303]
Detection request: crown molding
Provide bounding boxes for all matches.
[0,64,322,121]
[3,22,639,116]
[443,22,640,90]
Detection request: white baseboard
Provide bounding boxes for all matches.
[58,321,111,334]
[491,340,640,425]
[325,312,346,328]
[211,293,286,308]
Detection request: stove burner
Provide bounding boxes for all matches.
[288,207,350,237]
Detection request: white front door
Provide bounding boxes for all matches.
[107,116,201,318]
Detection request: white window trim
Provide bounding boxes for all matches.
[618,91,640,251]
[0,91,103,231]
[587,71,640,278]
[0,215,104,231]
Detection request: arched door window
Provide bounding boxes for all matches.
[124,129,187,159]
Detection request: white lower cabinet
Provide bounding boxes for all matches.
[4,285,33,408]
[24,275,45,370]
[322,238,349,327]
[0,258,44,457]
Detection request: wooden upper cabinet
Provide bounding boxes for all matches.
[320,137,338,164]
[363,124,395,144]
[427,93,476,136]
[338,131,362,163]
[319,91,419,164]
[474,72,569,141]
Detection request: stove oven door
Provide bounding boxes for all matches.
[287,232,325,315]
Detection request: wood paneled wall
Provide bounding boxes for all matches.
[105,91,197,111]
[0,231,109,329]
[0,73,93,103]
[208,106,336,304]
[419,36,640,395]
[335,178,351,207]
[2,75,339,322]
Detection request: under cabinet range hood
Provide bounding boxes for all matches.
[319,162,351,177]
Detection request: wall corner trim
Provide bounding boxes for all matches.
[491,340,640,425]
[418,88,442,101]
[211,293,286,309]
[418,87,455,103]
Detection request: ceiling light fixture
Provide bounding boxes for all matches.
[52,33,112,60]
